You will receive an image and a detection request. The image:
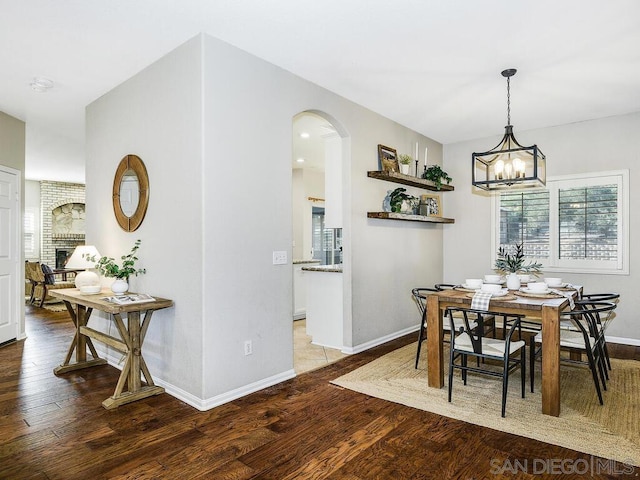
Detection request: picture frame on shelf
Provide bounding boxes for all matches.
[420,194,441,217]
[378,144,399,173]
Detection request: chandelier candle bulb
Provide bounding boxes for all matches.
[495,159,504,180]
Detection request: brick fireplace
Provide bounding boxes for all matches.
[40,181,86,268]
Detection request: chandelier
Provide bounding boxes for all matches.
[472,69,546,191]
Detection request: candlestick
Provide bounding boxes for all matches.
[415,159,419,177]
[415,142,419,163]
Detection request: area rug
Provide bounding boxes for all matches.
[332,342,640,466]
[25,297,67,312]
[41,302,67,312]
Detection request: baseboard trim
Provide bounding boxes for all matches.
[194,370,297,412]
[606,335,640,347]
[342,324,419,355]
[98,347,296,411]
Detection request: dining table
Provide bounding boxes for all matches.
[426,286,581,417]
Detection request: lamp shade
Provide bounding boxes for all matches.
[65,245,102,288]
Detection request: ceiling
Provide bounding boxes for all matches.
[2,0,639,183]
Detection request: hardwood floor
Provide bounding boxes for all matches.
[0,306,637,479]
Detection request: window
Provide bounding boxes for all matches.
[492,170,628,274]
[24,208,38,259]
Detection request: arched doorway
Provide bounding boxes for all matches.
[291,110,349,373]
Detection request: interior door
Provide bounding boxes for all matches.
[0,167,19,344]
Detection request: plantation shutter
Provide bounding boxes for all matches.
[558,185,618,261]
[499,190,549,259]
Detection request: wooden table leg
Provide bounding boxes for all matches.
[541,304,561,416]
[426,295,444,388]
[54,303,107,375]
[128,311,142,392]
[102,311,164,409]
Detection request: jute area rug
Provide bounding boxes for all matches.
[25,297,67,312]
[332,342,640,467]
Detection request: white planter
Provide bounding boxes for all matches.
[111,278,129,294]
[400,164,410,175]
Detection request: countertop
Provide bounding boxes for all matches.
[293,259,321,265]
[301,264,343,273]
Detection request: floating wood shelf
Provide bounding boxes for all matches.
[367,171,454,191]
[367,212,455,224]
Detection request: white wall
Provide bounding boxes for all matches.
[0,111,26,337]
[443,112,640,342]
[86,33,445,408]
[86,36,205,399]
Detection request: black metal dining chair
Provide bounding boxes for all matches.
[446,307,527,417]
[412,288,476,369]
[560,293,619,371]
[435,283,498,339]
[530,300,617,405]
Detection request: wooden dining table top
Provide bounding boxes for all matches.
[429,287,576,316]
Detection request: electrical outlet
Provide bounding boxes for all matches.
[272,251,287,265]
[244,340,252,356]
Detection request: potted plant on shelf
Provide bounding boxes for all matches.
[85,239,146,294]
[387,187,418,214]
[421,164,452,190]
[398,154,413,175]
[494,243,543,290]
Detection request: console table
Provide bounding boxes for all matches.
[49,288,174,409]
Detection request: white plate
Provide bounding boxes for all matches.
[547,283,568,288]
[520,287,551,295]
[484,280,505,285]
[461,284,482,290]
[488,289,509,297]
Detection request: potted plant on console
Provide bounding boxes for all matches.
[494,243,542,290]
[85,239,146,294]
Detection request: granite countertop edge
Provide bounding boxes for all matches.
[301,264,343,273]
[293,259,322,265]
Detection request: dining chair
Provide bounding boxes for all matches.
[435,283,498,339]
[412,287,478,369]
[560,293,619,371]
[413,287,489,369]
[529,301,617,405]
[446,307,526,417]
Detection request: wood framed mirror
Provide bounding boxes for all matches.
[113,154,149,232]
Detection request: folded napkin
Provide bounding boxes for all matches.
[471,291,493,311]
[550,289,575,310]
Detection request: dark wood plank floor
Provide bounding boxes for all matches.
[0,306,637,479]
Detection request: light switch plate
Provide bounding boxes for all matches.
[273,251,287,265]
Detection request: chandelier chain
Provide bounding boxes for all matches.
[506,76,511,126]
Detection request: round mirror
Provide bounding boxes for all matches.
[113,155,149,232]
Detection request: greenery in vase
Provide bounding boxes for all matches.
[398,154,413,165]
[389,187,418,213]
[85,239,146,279]
[494,243,543,275]
[421,165,452,190]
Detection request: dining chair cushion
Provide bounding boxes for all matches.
[455,332,525,357]
[533,330,597,349]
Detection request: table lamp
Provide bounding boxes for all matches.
[65,245,102,288]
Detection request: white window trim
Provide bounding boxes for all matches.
[490,169,629,275]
